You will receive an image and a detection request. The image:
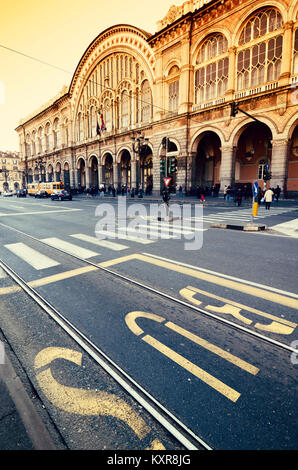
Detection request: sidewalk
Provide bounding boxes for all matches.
[0,338,57,450]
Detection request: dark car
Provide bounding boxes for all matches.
[35,191,49,198]
[51,190,72,201]
[17,189,27,198]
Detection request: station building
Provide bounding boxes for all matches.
[16,0,298,197]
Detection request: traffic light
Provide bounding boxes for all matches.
[263,169,272,181]
[160,159,166,175]
[169,157,177,174]
[230,102,238,117]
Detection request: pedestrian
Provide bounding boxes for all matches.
[274,185,281,203]
[178,185,183,197]
[200,193,205,203]
[223,185,227,200]
[236,187,242,206]
[264,187,274,210]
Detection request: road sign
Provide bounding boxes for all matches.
[252,181,259,197]
[163,177,171,188]
[265,163,270,170]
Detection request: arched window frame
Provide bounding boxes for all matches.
[237,8,284,91]
[294,28,298,76]
[167,65,180,112]
[194,33,229,104]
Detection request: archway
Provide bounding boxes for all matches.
[55,162,61,182]
[139,144,153,193]
[194,132,221,195]
[235,122,273,191]
[90,155,99,189]
[47,164,53,182]
[64,162,70,189]
[120,150,131,188]
[77,158,86,189]
[103,154,113,188]
[288,123,298,197]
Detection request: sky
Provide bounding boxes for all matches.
[0,0,183,151]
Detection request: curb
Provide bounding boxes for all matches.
[210,223,267,231]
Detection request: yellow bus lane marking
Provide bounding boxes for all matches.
[125,311,260,402]
[180,286,297,335]
[34,347,165,448]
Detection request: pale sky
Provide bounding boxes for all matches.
[0,0,183,151]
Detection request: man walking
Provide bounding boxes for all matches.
[264,187,274,210]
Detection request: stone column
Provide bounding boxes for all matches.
[113,162,119,188]
[131,159,137,190]
[279,21,294,87]
[219,146,236,189]
[85,165,90,189]
[270,139,289,191]
[98,164,103,187]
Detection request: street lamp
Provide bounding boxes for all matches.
[36,157,46,182]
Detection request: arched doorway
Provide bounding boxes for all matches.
[194,132,221,195]
[90,155,98,189]
[140,145,153,193]
[64,162,70,189]
[28,169,33,184]
[103,154,113,188]
[77,158,86,189]
[235,122,272,191]
[47,164,53,182]
[288,123,298,197]
[120,150,131,187]
[55,162,61,182]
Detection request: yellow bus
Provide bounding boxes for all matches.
[39,182,64,195]
[27,183,40,195]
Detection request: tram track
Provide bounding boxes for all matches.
[0,221,296,355]
[0,221,297,450]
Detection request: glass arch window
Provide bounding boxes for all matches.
[140,80,152,122]
[237,9,283,90]
[194,34,229,104]
[168,65,180,112]
[294,29,298,75]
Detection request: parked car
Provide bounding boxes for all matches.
[51,190,72,201]
[35,191,49,198]
[17,189,27,198]
[3,191,13,197]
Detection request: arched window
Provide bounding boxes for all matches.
[168,65,180,112]
[121,90,129,128]
[31,131,36,156]
[237,9,283,90]
[38,127,43,154]
[89,106,96,138]
[294,28,298,75]
[195,34,229,104]
[45,123,51,152]
[140,80,152,122]
[77,112,83,142]
[53,118,60,148]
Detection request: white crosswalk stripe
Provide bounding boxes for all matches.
[70,233,128,251]
[40,237,99,259]
[189,206,298,224]
[5,242,60,269]
[95,230,153,244]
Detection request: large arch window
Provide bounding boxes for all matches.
[237,9,284,90]
[168,65,180,112]
[76,112,84,142]
[195,34,229,104]
[140,80,152,122]
[53,118,60,149]
[294,28,298,75]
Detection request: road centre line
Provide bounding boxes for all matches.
[142,253,298,300]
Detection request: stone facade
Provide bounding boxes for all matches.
[16,0,298,196]
[0,151,22,192]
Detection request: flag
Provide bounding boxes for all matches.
[96,111,100,136]
[96,110,106,135]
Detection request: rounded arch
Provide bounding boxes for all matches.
[101,151,114,166]
[283,114,298,140]
[232,3,286,45]
[76,156,86,170]
[116,146,132,164]
[192,31,229,66]
[190,126,225,153]
[88,153,100,167]
[164,59,181,78]
[229,116,278,147]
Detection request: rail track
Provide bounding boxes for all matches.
[0,221,297,450]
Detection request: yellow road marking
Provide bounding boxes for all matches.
[143,334,240,402]
[165,321,259,375]
[180,286,297,331]
[34,347,151,440]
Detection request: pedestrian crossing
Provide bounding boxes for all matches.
[2,224,206,271]
[196,206,298,224]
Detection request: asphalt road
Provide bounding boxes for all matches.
[0,194,297,450]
